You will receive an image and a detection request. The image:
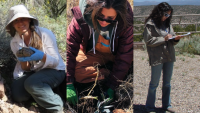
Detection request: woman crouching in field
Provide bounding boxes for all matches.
[66,0,133,109]
[5,4,65,113]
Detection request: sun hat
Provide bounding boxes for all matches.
[5,4,39,37]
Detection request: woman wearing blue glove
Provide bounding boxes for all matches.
[5,5,66,113]
[67,0,133,107]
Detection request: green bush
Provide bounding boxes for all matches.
[134,35,143,42]
[175,35,200,55]
[173,25,183,32]
[185,24,195,32]
[197,26,200,31]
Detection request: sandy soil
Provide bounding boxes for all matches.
[133,49,200,113]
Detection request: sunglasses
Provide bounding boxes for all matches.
[96,15,117,23]
[164,13,171,18]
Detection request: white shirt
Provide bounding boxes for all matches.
[10,27,66,79]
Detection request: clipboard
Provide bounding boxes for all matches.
[169,32,191,40]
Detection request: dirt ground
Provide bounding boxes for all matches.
[2,49,199,113]
[0,68,133,113]
[133,49,200,113]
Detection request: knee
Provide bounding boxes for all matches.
[149,81,159,88]
[163,82,171,87]
[148,83,159,92]
[24,78,40,93]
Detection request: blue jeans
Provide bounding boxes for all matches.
[11,68,65,113]
[146,62,174,111]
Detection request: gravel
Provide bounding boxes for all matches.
[1,49,199,113]
[133,49,200,113]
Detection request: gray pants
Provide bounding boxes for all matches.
[11,68,65,113]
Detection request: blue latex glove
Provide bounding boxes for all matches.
[18,47,44,62]
[107,88,114,101]
[66,84,78,105]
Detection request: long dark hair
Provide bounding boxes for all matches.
[145,2,173,28]
[85,0,131,31]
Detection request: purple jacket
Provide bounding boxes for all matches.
[67,2,133,90]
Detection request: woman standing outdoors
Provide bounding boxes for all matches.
[66,0,133,106]
[143,2,183,113]
[5,5,65,113]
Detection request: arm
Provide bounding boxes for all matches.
[66,17,83,84]
[20,62,31,71]
[40,28,61,69]
[106,26,133,90]
[143,24,166,47]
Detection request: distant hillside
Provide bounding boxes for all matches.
[134,0,200,6]
[134,5,200,23]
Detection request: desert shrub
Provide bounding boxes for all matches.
[173,25,184,32]
[43,0,66,19]
[134,35,143,42]
[185,24,195,32]
[175,35,200,55]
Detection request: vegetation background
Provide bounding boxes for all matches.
[134,5,200,56]
[134,5,200,42]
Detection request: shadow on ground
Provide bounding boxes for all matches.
[133,104,168,113]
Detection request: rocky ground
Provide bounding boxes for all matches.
[133,49,200,113]
[1,49,199,113]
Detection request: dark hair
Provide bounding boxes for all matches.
[145,2,173,28]
[85,0,131,31]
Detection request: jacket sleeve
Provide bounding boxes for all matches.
[144,24,166,47]
[106,26,133,90]
[66,17,83,83]
[41,28,60,69]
